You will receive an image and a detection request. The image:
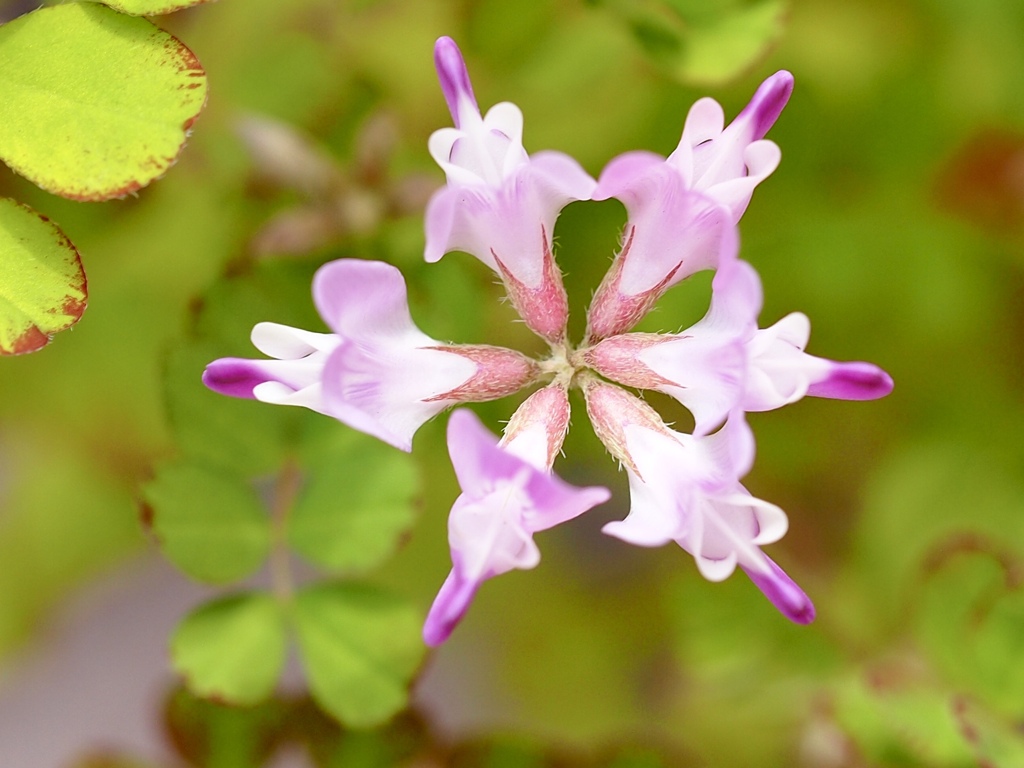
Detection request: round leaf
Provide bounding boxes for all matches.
[0,3,208,200]
[0,198,86,355]
[99,0,213,15]
[143,461,271,584]
[294,582,424,728]
[289,429,419,573]
[171,592,286,706]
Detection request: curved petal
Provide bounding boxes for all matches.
[593,150,666,201]
[633,259,761,433]
[313,259,434,344]
[730,70,794,143]
[741,555,815,624]
[584,184,734,340]
[601,424,694,546]
[250,322,335,358]
[203,324,338,415]
[638,335,746,436]
[529,149,597,205]
[701,139,782,220]
[805,361,894,400]
[695,414,757,490]
[617,171,729,294]
[423,561,480,647]
[447,409,610,531]
[448,490,541,580]
[448,407,530,497]
[434,36,478,128]
[426,410,610,644]
[423,185,457,264]
[202,358,279,400]
[602,467,687,546]
[323,340,475,452]
[252,379,326,411]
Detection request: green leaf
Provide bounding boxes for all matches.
[833,670,976,766]
[289,427,419,573]
[0,198,86,355]
[167,259,323,476]
[601,0,787,86]
[0,3,207,200]
[171,592,286,706]
[294,582,424,727]
[143,460,271,584]
[165,342,293,476]
[917,547,1024,715]
[98,0,213,15]
[951,696,1024,768]
[163,686,287,768]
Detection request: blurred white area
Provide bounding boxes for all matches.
[0,556,210,767]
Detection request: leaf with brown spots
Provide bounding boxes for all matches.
[0,198,86,356]
[0,3,208,201]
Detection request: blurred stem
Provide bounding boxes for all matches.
[270,459,302,608]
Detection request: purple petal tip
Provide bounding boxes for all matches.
[807,362,894,401]
[744,70,794,141]
[434,36,476,127]
[743,558,816,624]
[202,359,264,399]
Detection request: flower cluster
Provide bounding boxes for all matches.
[204,37,893,645]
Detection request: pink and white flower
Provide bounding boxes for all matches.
[423,409,610,645]
[425,36,596,343]
[584,258,894,435]
[583,379,814,623]
[585,72,793,342]
[205,45,891,640]
[204,259,539,451]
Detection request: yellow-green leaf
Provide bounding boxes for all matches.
[0,3,208,201]
[0,198,86,355]
[98,0,214,15]
[171,593,286,706]
[289,428,419,574]
[144,460,271,584]
[294,582,424,727]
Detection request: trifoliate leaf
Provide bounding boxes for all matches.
[144,461,271,584]
[289,427,418,573]
[0,198,86,355]
[98,0,214,15]
[0,3,207,200]
[171,592,286,706]
[294,582,424,727]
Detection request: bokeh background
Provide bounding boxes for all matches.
[2,0,1024,765]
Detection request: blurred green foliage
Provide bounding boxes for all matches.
[1,0,1024,765]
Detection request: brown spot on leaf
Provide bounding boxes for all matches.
[6,325,50,355]
[139,501,155,529]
